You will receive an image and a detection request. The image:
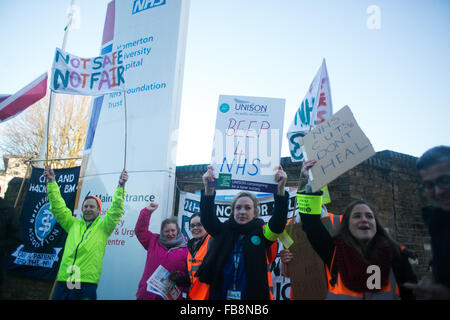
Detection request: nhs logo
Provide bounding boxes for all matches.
[132,0,166,14]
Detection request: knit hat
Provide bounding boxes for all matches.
[82,195,102,212]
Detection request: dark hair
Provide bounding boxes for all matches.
[417,145,450,171]
[160,218,180,235]
[189,212,201,224]
[337,200,401,260]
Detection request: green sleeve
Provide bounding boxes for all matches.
[47,181,77,232]
[101,185,125,235]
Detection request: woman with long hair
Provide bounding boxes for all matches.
[299,160,417,300]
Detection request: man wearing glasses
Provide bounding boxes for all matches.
[405,145,450,299]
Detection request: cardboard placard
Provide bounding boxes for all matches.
[285,217,332,300]
[302,106,375,192]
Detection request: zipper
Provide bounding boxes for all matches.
[69,223,92,279]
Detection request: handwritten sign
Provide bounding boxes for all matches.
[211,95,285,193]
[302,105,375,192]
[50,48,125,96]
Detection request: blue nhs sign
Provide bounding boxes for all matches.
[132,0,166,14]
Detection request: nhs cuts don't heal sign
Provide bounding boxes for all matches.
[211,95,286,193]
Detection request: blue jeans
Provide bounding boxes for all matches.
[52,281,98,300]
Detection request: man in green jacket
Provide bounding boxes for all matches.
[44,166,128,300]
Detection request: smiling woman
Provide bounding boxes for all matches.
[134,202,188,300]
[296,160,418,300]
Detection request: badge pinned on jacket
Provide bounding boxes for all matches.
[251,235,261,246]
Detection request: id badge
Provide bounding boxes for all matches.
[227,290,241,300]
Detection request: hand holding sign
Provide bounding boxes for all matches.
[44,165,56,183]
[274,165,287,196]
[118,169,128,187]
[202,165,215,195]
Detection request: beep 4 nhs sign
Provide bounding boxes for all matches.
[211,95,286,194]
[132,0,166,14]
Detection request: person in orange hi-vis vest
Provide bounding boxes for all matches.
[170,213,211,300]
[280,209,342,299]
[296,160,417,300]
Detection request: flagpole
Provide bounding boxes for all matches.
[45,91,54,165]
[123,89,128,172]
[121,88,128,200]
[38,0,76,168]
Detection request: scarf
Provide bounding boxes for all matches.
[188,234,208,257]
[196,217,270,300]
[158,232,187,249]
[334,235,393,292]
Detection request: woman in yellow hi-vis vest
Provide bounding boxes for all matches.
[297,160,417,300]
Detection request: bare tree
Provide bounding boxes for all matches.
[0,91,92,168]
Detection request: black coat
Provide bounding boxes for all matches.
[0,198,22,272]
[422,206,450,289]
[198,191,289,300]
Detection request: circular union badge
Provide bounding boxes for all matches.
[250,235,261,246]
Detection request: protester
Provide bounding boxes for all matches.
[0,186,22,299]
[196,165,289,300]
[297,160,417,300]
[170,213,212,300]
[404,146,450,299]
[135,202,188,300]
[44,166,128,300]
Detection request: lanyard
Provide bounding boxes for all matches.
[232,238,243,290]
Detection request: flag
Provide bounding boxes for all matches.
[286,59,333,162]
[50,47,125,96]
[5,166,80,280]
[0,73,48,123]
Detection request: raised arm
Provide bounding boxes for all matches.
[200,165,222,237]
[296,160,335,267]
[44,165,77,232]
[134,202,159,250]
[102,169,128,235]
[266,165,289,234]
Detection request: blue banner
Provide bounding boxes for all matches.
[6,166,80,280]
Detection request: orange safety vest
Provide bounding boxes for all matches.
[188,235,211,300]
[326,212,343,236]
[267,254,275,300]
[325,246,400,300]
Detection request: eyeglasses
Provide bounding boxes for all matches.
[189,223,203,229]
[419,175,450,193]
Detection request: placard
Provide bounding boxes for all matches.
[51,48,125,95]
[211,95,286,193]
[302,105,375,192]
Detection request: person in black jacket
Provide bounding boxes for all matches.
[196,165,289,300]
[0,186,22,299]
[404,146,450,299]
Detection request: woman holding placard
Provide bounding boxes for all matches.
[298,160,417,300]
[196,165,289,300]
[134,203,188,300]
